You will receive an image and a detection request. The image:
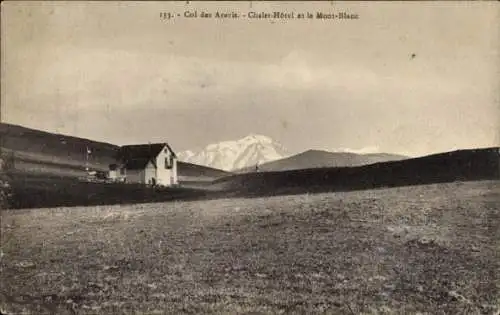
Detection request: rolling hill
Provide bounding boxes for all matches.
[176,162,232,182]
[236,149,408,173]
[0,123,118,174]
[213,147,500,196]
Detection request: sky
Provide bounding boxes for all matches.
[2,1,499,157]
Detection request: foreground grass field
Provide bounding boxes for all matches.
[1,180,499,314]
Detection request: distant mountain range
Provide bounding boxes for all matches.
[0,123,409,178]
[178,135,408,172]
[178,134,289,171]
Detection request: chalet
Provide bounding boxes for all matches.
[108,143,178,186]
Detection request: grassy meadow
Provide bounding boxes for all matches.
[1,180,499,314]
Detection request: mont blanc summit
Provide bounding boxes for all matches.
[177,134,289,171]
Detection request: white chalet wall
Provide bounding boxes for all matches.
[155,146,178,186]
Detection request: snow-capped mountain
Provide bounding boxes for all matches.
[177,134,289,171]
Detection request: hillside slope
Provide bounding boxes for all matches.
[0,123,118,173]
[176,162,232,181]
[237,149,408,173]
[214,147,500,196]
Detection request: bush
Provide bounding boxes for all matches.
[0,157,13,209]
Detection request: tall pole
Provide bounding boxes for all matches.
[85,146,91,173]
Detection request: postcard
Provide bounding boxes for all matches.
[1,1,499,314]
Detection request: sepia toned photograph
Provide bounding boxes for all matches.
[1,1,499,314]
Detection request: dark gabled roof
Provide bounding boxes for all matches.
[118,143,166,162]
[116,142,177,170]
[124,158,153,170]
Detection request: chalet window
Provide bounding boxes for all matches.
[165,157,172,169]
